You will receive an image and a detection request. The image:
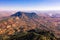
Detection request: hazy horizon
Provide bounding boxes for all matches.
[0,0,60,11]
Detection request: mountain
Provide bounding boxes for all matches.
[11,11,39,19]
[51,14,60,18]
[0,11,16,20]
[11,11,23,17]
[8,29,57,40]
[0,11,60,40]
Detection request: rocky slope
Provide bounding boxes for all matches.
[0,11,60,39]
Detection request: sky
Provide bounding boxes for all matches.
[0,0,60,11]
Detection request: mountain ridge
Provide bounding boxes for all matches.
[0,11,60,38]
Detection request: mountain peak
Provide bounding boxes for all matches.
[11,11,39,19]
[11,11,23,17]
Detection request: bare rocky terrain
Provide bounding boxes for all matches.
[0,11,60,40]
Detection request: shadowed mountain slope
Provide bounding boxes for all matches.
[11,11,39,19]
